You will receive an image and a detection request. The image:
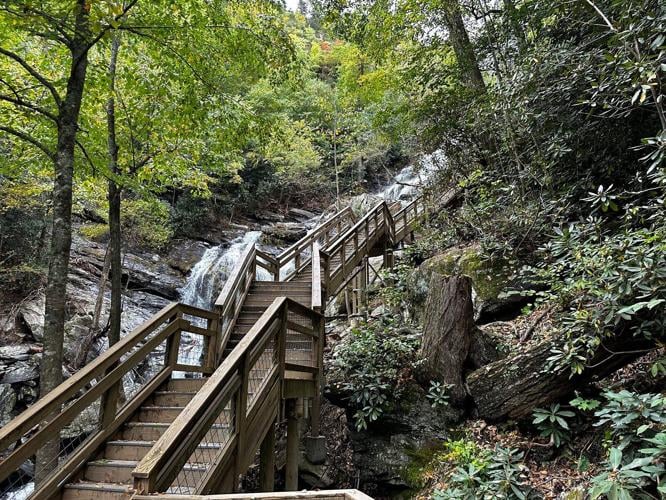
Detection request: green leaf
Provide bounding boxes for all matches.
[609,448,622,469]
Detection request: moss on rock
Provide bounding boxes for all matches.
[420,245,512,303]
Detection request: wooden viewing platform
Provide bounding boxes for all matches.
[0,195,430,500]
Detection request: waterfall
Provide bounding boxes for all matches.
[377,149,444,201]
[179,231,267,309]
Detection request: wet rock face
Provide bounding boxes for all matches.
[0,234,179,422]
[261,222,307,245]
[348,390,458,496]
[166,240,209,275]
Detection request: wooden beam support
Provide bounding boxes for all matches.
[285,398,300,490]
[259,418,277,492]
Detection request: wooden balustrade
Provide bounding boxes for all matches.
[274,207,354,282]
[0,191,430,500]
[132,298,323,494]
[214,242,257,362]
[0,303,218,499]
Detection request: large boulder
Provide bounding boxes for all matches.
[261,222,307,245]
[18,295,45,341]
[0,384,16,427]
[348,388,459,496]
[349,193,383,218]
[419,245,528,323]
[122,252,186,300]
[166,239,209,275]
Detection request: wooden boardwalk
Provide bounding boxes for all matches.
[0,196,429,500]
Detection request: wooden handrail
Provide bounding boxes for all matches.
[311,241,322,310]
[325,201,386,254]
[133,297,322,493]
[0,302,179,450]
[273,207,354,282]
[215,242,255,310]
[0,302,219,493]
[0,189,432,498]
[276,207,353,262]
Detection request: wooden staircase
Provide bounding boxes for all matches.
[0,194,431,500]
[61,378,207,499]
[223,281,312,357]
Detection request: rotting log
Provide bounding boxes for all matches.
[467,332,657,421]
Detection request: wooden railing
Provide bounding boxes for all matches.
[392,194,428,242]
[0,303,219,499]
[133,297,324,494]
[255,207,355,282]
[321,196,426,298]
[214,242,257,363]
[133,489,374,499]
[0,192,430,500]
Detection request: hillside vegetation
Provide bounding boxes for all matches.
[1,0,665,498]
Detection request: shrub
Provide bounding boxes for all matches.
[79,223,109,242]
[432,444,530,500]
[121,198,173,251]
[332,317,420,430]
[586,390,666,498]
[532,404,575,447]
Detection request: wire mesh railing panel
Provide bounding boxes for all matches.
[167,394,236,494]
[246,328,279,413]
[122,337,168,403]
[285,308,316,368]
[0,306,181,499]
[0,390,104,500]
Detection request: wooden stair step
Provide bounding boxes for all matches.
[62,482,134,500]
[251,282,312,290]
[104,440,221,462]
[133,406,185,423]
[118,422,230,441]
[166,378,207,392]
[85,459,208,486]
[151,391,198,406]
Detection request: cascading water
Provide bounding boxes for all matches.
[377,149,444,201]
[180,231,267,309]
[177,149,445,368]
[176,231,271,374]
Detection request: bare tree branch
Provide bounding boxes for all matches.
[0,47,62,106]
[584,0,616,32]
[0,125,56,160]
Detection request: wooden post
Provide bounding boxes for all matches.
[361,257,369,315]
[285,398,300,490]
[233,356,250,491]
[259,418,276,491]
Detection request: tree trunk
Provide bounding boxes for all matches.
[442,0,486,93]
[418,273,475,405]
[36,0,91,485]
[101,33,123,427]
[467,333,656,421]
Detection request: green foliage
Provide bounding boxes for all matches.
[426,381,451,409]
[589,446,664,499]
[532,404,576,447]
[79,224,109,242]
[570,393,601,412]
[331,317,420,430]
[121,198,173,251]
[586,390,666,498]
[594,391,666,451]
[432,444,530,500]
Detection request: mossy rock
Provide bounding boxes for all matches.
[419,245,527,322]
[420,245,510,301]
